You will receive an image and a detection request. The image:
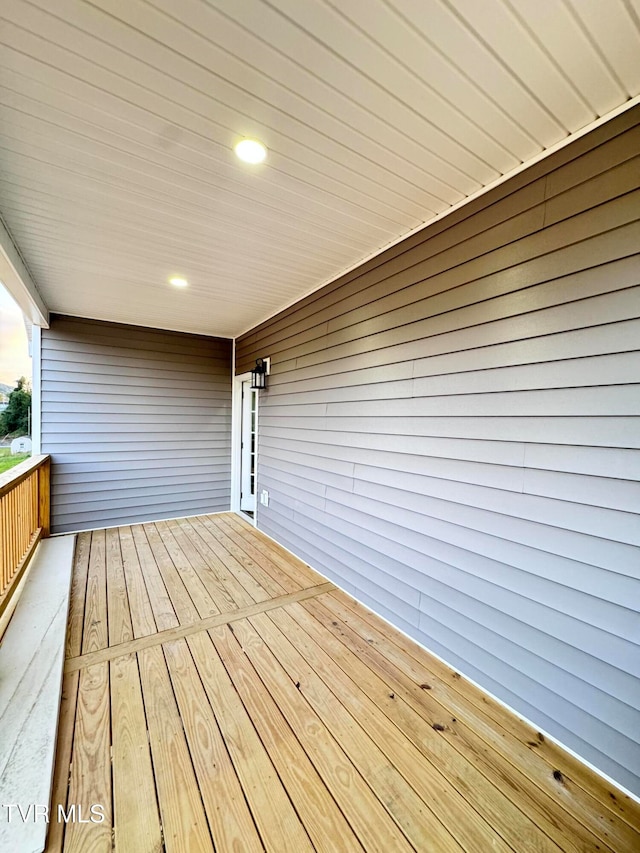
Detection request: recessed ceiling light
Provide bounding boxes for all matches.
[169,276,188,288]
[234,138,267,164]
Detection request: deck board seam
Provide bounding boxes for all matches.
[64,582,336,672]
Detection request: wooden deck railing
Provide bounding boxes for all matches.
[0,454,50,630]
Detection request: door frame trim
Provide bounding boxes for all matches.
[230,369,257,525]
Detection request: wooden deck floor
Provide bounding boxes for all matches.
[47,513,640,853]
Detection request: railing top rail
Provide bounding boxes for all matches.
[0,454,50,498]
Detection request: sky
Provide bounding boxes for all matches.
[0,282,32,389]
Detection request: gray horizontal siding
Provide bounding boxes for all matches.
[237,108,640,794]
[42,316,231,532]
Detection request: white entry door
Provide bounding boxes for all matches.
[240,379,257,513]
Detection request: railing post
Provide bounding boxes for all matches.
[38,456,51,537]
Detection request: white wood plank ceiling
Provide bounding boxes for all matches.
[1,0,639,338]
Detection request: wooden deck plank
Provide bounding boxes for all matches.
[227,617,426,852]
[158,518,239,611]
[50,514,639,853]
[137,645,213,853]
[144,522,213,622]
[336,588,640,835]
[182,515,273,603]
[302,593,610,853]
[224,514,322,588]
[65,532,90,659]
[162,637,264,853]
[82,529,107,654]
[119,525,157,639]
[195,514,288,598]
[111,652,162,853]
[106,527,133,647]
[212,619,366,852]
[291,597,568,853]
[188,628,315,852]
[167,516,253,609]
[325,589,640,853]
[47,671,79,853]
[212,514,302,593]
[244,611,474,853]
[63,662,112,853]
[130,525,179,632]
[329,588,640,838]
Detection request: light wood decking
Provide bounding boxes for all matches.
[48,513,639,852]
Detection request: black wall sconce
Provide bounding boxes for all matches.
[251,357,268,390]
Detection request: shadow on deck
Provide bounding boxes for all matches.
[47,513,640,852]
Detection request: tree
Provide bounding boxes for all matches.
[0,377,31,436]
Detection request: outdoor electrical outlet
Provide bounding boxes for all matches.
[260,490,269,507]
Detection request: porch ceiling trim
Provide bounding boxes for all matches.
[237,94,640,337]
[0,214,49,328]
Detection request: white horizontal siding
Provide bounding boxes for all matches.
[42,316,231,532]
[237,109,640,795]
